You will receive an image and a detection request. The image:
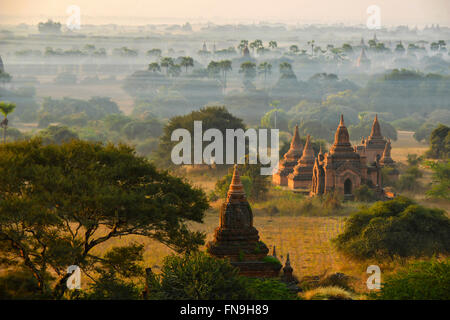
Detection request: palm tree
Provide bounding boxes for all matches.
[0,102,16,143]
[180,56,194,73]
[239,62,256,87]
[160,57,174,76]
[268,41,278,49]
[148,62,161,73]
[269,100,280,129]
[258,62,272,89]
[219,60,232,92]
[237,40,249,54]
[250,40,263,53]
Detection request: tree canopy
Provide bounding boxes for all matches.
[0,139,209,298]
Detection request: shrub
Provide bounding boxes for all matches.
[334,197,450,260]
[146,252,295,300]
[302,286,355,300]
[146,252,252,300]
[374,259,450,300]
[353,185,376,202]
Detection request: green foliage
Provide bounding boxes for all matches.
[353,185,376,202]
[262,256,282,267]
[146,252,294,300]
[79,244,144,300]
[121,118,163,140]
[38,125,79,144]
[261,108,289,131]
[0,101,16,117]
[334,197,450,260]
[0,269,51,299]
[373,259,450,300]
[155,106,245,166]
[214,172,253,199]
[426,124,449,159]
[414,122,438,142]
[425,160,450,200]
[0,139,208,298]
[146,252,252,300]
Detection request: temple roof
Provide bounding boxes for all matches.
[299,134,315,163]
[284,125,303,159]
[369,114,383,140]
[330,115,359,156]
[226,164,247,203]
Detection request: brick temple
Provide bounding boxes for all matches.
[207,165,282,277]
[274,115,399,199]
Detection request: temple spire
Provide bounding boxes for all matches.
[369,114,382,139]
[291,124,302,149]
[227,164,246,202]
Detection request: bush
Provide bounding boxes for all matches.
[353,185,376,202]
[334,197,450,260]
[302,286,355,300]
[374,259,450,300]
[146,252,294,300]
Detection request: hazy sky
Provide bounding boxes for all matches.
[0,0,449,26]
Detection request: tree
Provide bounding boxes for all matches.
[425,160,450,200]
[238,40,249,53]
[258,62,272,89]
[219,60,232,91]
[180,56,194,73]
[148,62,161,73]
[0,139,209,298]
[249,40,263,53]
[426,124,449,159]
[333,197,450,260]
[289,45,299,54]
[239,62,257,87]
[279,62,296,80]
[373,259,450,300]
[155,106,245,166]
[268,41,278,49]
[160,57,174,76]
[0,102,16,143]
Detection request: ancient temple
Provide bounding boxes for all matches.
[355,115,386,164]
[288,134,315,190]
[310,115,370,199]
[273,125,303,186]
[207,165,281,277]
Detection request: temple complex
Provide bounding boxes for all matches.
[276,114,399,199]
[287,134,315,190]
[273,125,303,186]
[207,165,282,277]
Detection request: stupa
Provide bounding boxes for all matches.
[287,134,315,190]
[273,125,303,186]
[207,165,281,277]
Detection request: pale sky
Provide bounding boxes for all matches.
[0,0,449,26]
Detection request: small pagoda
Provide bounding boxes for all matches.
[207,165,282,278]
[273,125,303,186]
[288,134,315,190]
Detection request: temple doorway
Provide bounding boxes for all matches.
[344,178,352,195]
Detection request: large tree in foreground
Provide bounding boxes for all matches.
[0,139,209,298]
